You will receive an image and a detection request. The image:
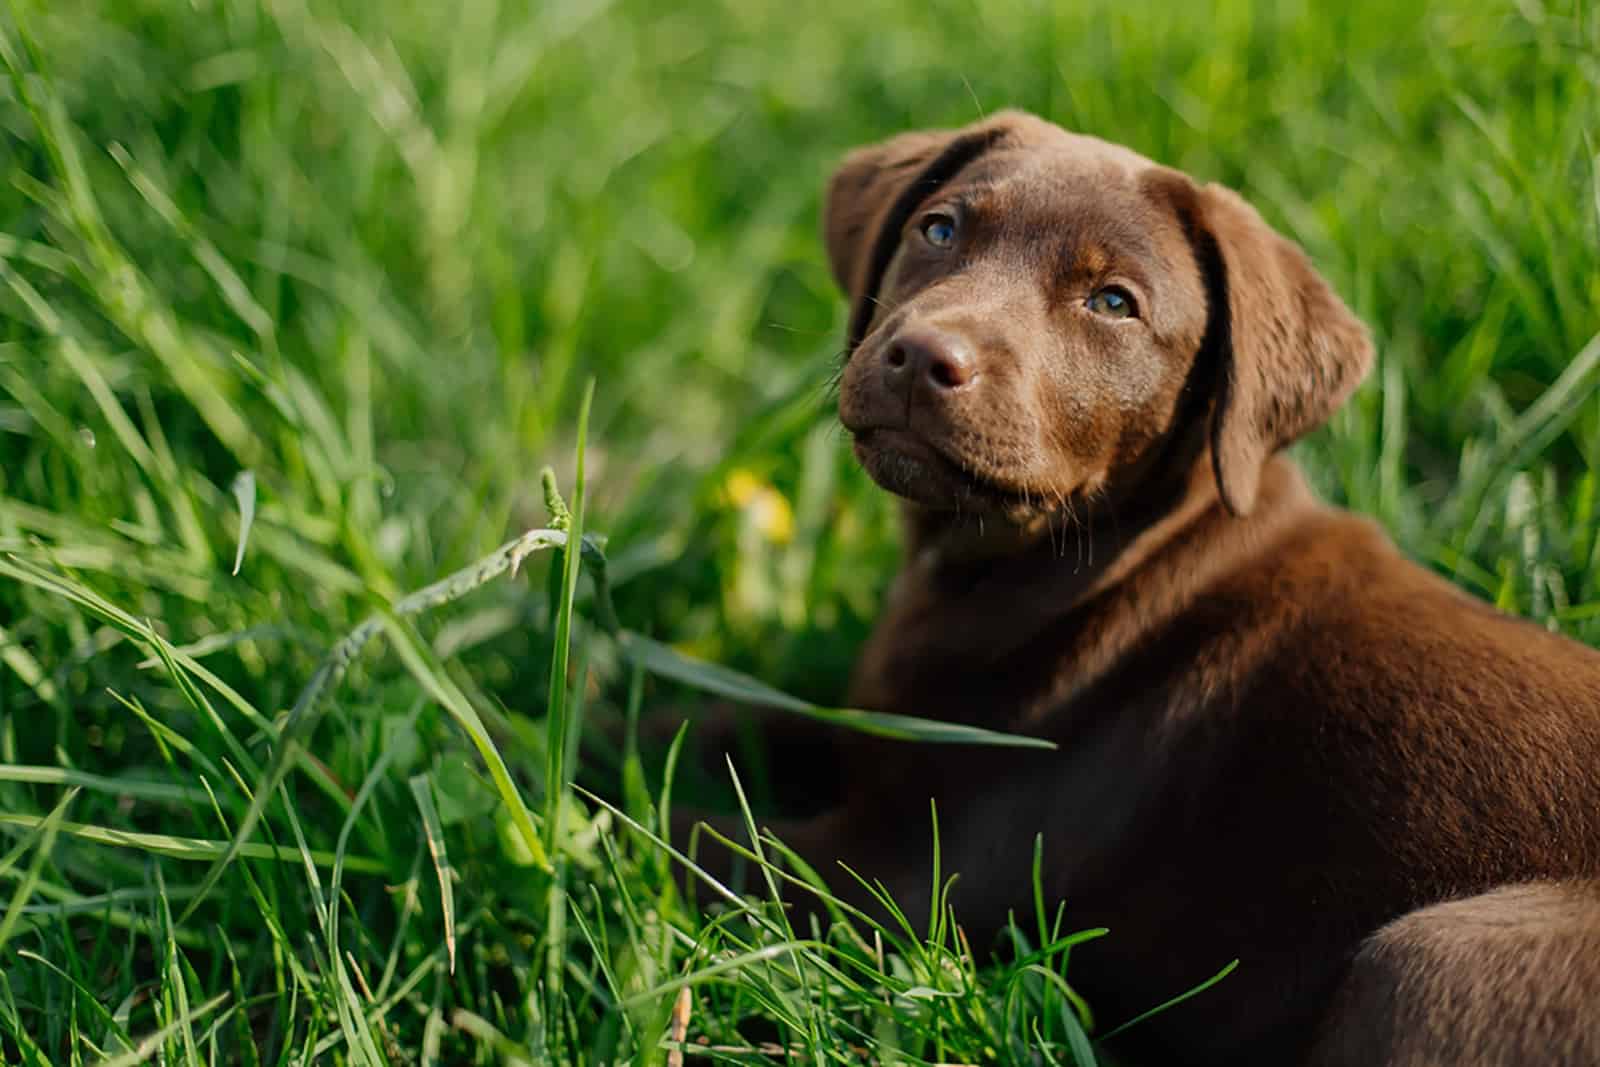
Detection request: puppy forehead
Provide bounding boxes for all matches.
[963,123,1156,186]
[940,136,1205,339]
[979,112,1158,169]
[955,152,1185,267]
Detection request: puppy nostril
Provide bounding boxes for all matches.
[886,346,908,369]
[928,355,969,389]
[924,337,977,390]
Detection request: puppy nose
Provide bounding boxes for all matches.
[885,330,977,390]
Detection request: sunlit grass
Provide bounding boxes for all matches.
[0,0,1596,1062]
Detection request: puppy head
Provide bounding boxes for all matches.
[826,110,1372,521]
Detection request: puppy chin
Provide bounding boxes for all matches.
[853,436,957,507]
[851,430,1046,523]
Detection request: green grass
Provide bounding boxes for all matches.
[1,0,1597,1062]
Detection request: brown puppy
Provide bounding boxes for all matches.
[687,110,1600,1066]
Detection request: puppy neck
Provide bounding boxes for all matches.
[850,457,1320,721]
[895,456,1316,618]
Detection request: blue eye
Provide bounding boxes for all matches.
[1087,286,1135,319]
[920,213,957,248]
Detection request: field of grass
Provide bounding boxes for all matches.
[1,0,1597,1062]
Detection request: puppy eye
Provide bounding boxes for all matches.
[919,213,957,248]
[1086,286,1136,319]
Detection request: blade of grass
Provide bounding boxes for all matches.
[408,774,456,975]
[0,765,206,806]
[538,381,593,1064]
[618,943,823,1009]
[383,615,550,871]
[619,633,1055,749]
[230,471,256,576]
[1098,959,1240,1042]
[543,379,593,854]
[153,864,201,1067]
[12,950,136,1057]
[0,787,79,955]
[0,814,384,871]
[89,993,230,1067]
[277,785,385,1066]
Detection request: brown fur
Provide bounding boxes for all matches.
[1307,882,1600,1066]
[680,110,1600,1065]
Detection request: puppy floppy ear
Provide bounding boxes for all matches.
[1179,180,1374,515]
[824,129,954,301]
[823,119,1012,351]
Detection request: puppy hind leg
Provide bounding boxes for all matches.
[1305,880,1600,1067]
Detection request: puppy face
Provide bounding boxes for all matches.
[826,111,1373,522]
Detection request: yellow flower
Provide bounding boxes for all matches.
[722,469,764,508]
[722,468,794,544]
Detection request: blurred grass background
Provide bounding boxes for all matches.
[0,0,1597,1062]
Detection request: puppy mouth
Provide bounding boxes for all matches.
[851,427,1036,514]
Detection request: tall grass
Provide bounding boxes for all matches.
[0,0,1596,1062]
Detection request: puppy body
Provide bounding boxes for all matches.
[690,110,1600,1064]
[840,457,1600,1063]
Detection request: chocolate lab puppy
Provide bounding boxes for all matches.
[682,110,1600,1066]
